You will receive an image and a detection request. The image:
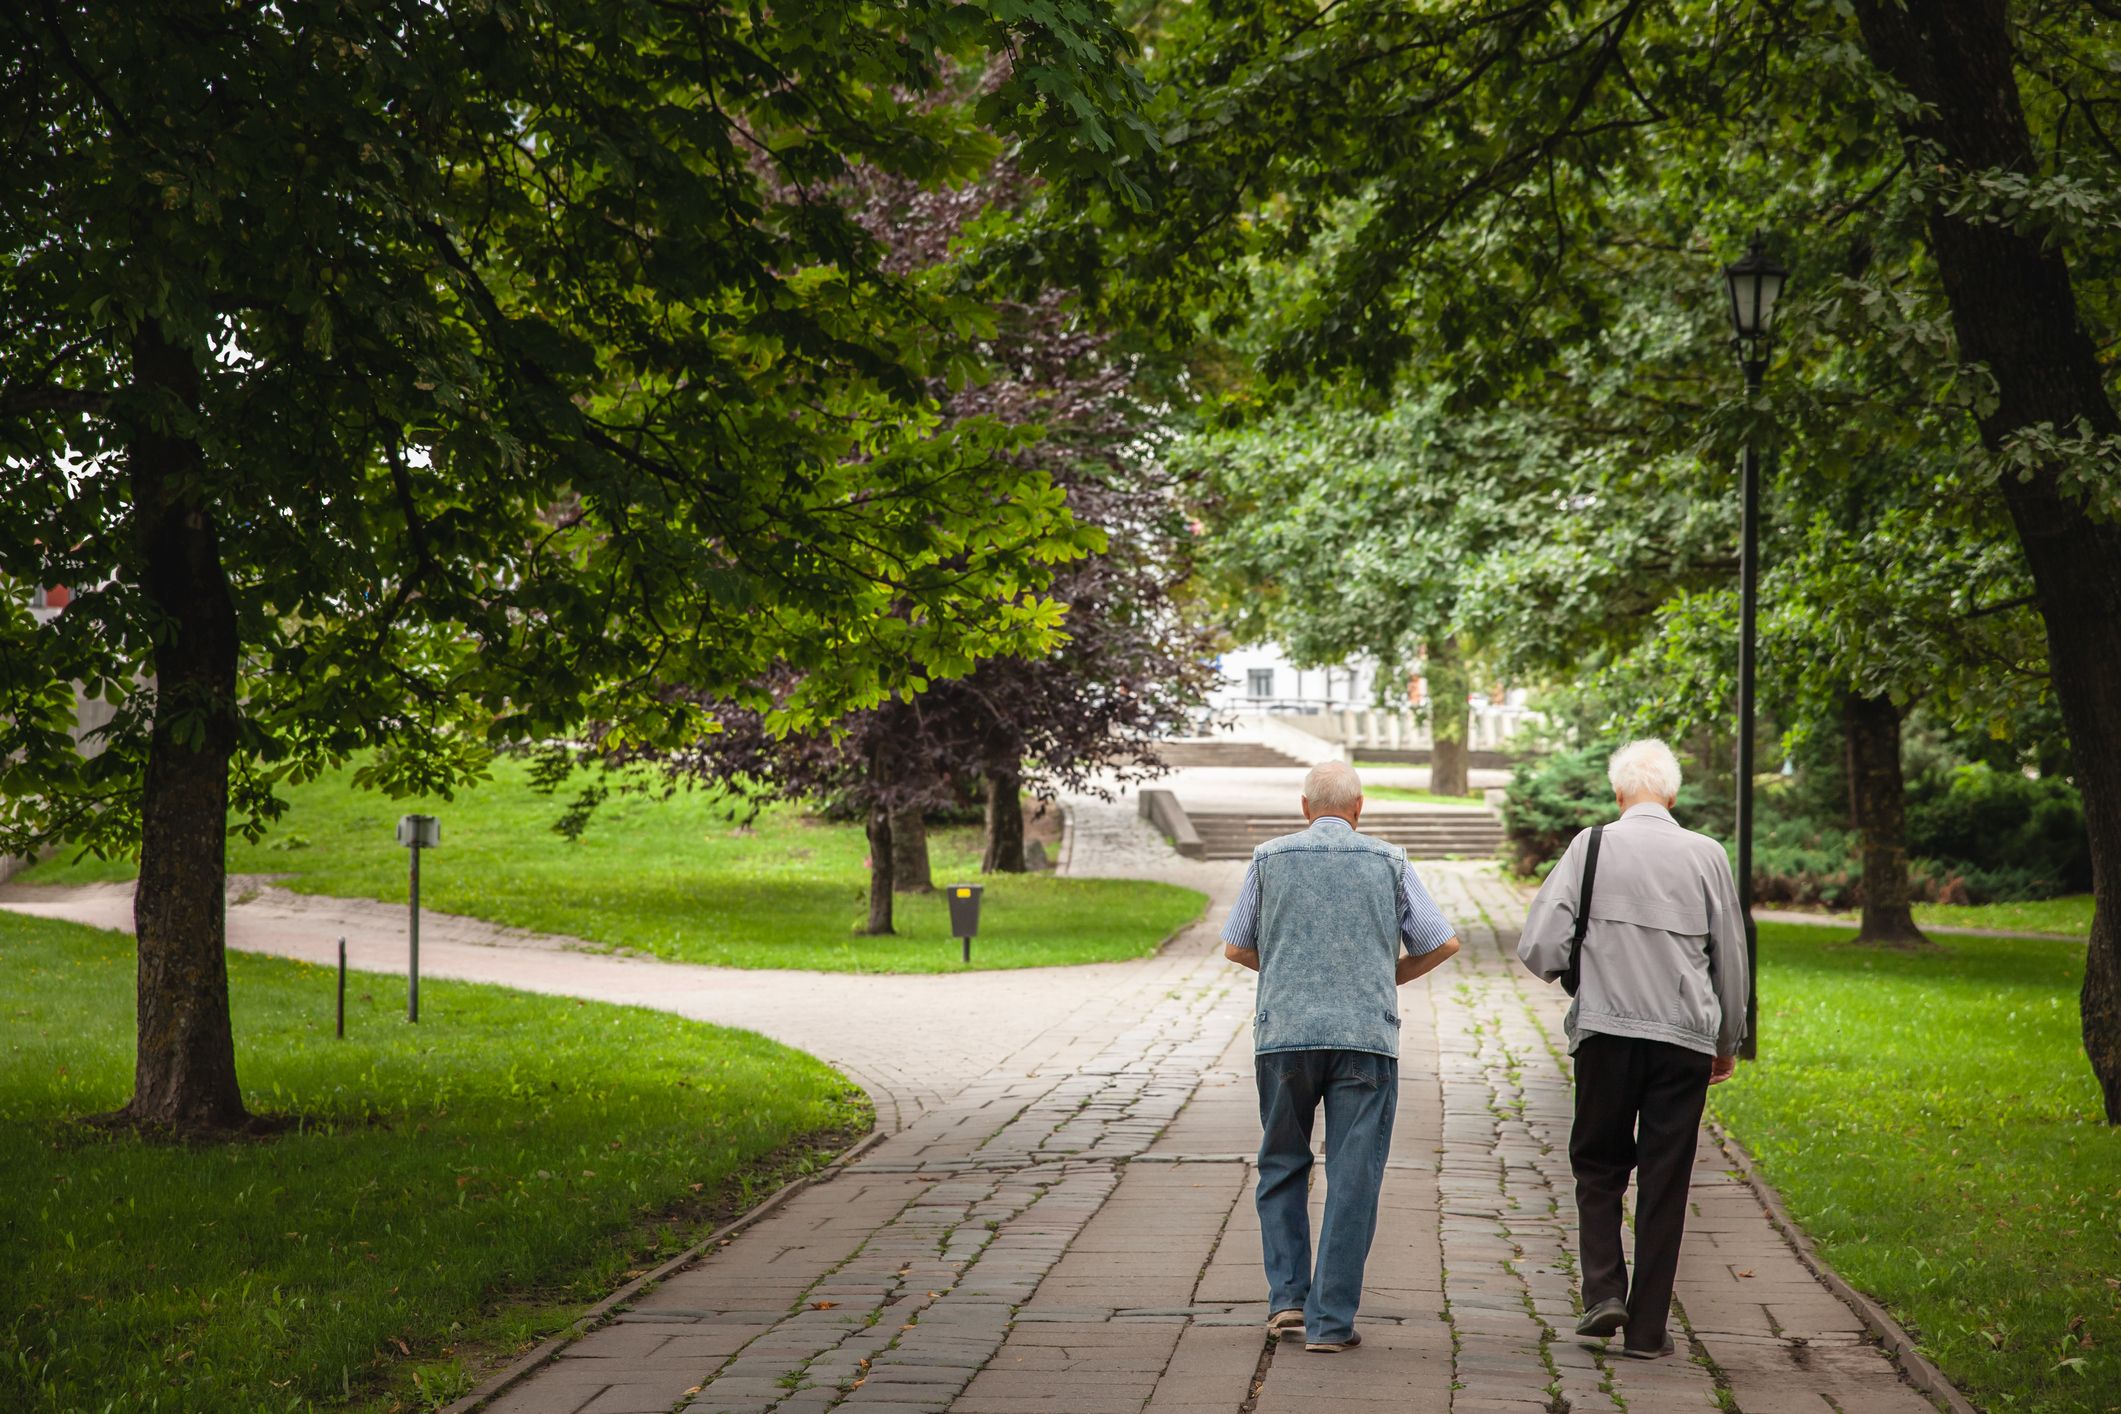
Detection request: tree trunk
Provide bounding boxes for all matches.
[983,766,1026,873]
[1856,0,2121,1118]
[861,800,895,934]
[891,805,934,893]
[1427,636,1471,798]
[124,323,247,1131]
[1844,693,1930,947]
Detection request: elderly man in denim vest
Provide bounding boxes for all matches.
[1222,760,1461,1353]
[1517,739,1749,1361]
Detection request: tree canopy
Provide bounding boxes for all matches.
[0,0,1151,1128]
[1035,0,2121,1113]
[10,0,2121,1123]
[592,108,1219,934]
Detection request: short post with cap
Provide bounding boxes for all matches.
[396,814,440,1022]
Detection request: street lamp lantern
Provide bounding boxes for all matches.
[1719,235,1788,1064]
[1723,234,1788,347]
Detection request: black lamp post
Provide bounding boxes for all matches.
[1722,234,1786,1063]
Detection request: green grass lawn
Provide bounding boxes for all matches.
[18,759,1206,972]
[1712,923,2119,1414]
[1908,896,2093,936]
[1772,895,2095,936]
[0,910,867,1414]
[1364,785,1491,807]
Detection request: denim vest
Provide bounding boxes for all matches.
[1252,822,1405,1058]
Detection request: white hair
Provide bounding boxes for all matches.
[1303,759,1364,811]
[1607,738,1682,803]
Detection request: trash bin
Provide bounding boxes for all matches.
[947,884,983,963]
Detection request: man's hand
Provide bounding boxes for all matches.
[1396,937,1461,985]
[1224,943,1261,973]
[1709,1054,1736,1085]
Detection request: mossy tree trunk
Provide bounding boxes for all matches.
[1427,636,1471,798]
[983,766,1026,873]
[124,323,248,1132]
[1844,692,1931,947]
[891,805,934,893]
[862,803,895,934]
[860,739,895,935]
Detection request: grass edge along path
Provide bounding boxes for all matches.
[16,758,1208,973]
[0,911,870,1414]
[1709,922,2118,1414]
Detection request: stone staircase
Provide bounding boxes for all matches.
[1185,808,1506,861]
[1150,739,1307,769]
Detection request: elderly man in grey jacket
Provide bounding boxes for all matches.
[1517,739,1748,1361]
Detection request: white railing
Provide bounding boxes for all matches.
[1219,701,1540,756]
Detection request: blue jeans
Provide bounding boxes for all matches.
[1255,1048,1399,1343]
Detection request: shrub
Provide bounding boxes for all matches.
[1501,743,1614,876]
[1750,822,1861,908]
[1905,763,2090,899]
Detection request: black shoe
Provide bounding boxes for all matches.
[1620,1336,1676,1360]
[1574,1298,1627,1338]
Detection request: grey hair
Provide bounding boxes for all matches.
[1607,738,1682,802]
[1303,759,1364,811]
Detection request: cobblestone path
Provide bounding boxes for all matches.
[475,805,1955,1414]
[0,803,1954,1413]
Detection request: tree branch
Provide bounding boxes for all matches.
[0,385,112,418]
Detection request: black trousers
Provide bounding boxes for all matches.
[1569,1032,1712,1351]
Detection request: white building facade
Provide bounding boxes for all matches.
[1201,643,1541,758]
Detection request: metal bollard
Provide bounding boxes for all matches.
[408,842,419,1023]
[396,815,439,1022]
[336,936,346,1039]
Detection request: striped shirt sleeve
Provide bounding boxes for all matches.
[1220,862,1263,950]
[1399,862,1457,956]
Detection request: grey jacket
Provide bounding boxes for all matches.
[1517,803,1749,1057]
[1248,824,1407,1058]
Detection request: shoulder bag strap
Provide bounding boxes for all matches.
[1561,824,1604,997]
